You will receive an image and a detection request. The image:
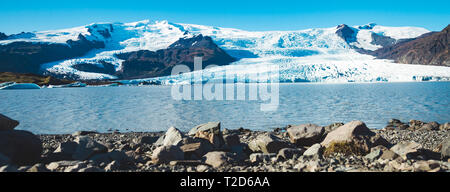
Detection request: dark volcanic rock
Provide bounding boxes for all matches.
[336,24,358,44]
[0,130,42,165]
[115,34,236,79]
[371,32,396,47]
[371,25,449,66]
[0,34,105,74]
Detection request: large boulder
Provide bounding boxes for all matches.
[302,143,323,159]
[72,136,108,160]
[180,140,213,160]
[287,124,325,146]
[189,122,225,149]
[248,133,289,154]
[202,151,233,168]
[0,113,19,131]
[152,145,184,164]
[155,127,184,147]
[390,141,424,160]
[321,121,390,153]
[0,130,42,165]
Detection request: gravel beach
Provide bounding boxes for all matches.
[1,116,449,172]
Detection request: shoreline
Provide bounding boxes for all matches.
[2,119,448,172]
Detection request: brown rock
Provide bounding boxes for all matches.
[287,124,325,146]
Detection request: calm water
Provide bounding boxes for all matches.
[1,82,449,134]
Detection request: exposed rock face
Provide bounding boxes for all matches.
[0,34,105,74]
[371,32,396,47]
[287,124,325,146]
[336,24,357,44]
[115,35,236,79]
[0,130,42,165]
[0,113,19,131]
[371,25,449,66]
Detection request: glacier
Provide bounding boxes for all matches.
[1,20,449,83]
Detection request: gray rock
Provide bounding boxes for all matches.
[72,136,108,160]
[188,122,221,136]
[277,148,304,160]
[390,141,423,160]
[152,145,184,164]
[441,138,450,160]
[54,141,78,156]
[0,113,19,131]
[190,122,225,149]
[413,160,441,172]
[162,127,184,146]
[302,143,323,159]
[46,160,85,171]
[379,149,400,160]
[0,130,42,165]
[203,151,233,168]
[287,124,325,146]
[250,133,289,154]
[249,153,273,163]
[364,149,383,161]
[321,121,390,153]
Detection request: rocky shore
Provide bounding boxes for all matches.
[1,113,449,172]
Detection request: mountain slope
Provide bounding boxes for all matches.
[0,20,448,83]
[115,34,236,79]
[371,25,449,66]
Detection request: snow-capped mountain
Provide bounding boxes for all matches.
[0,20,449,83]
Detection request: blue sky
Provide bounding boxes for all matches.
[0,0,449,34]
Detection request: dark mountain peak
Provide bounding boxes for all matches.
[168,34,216,49]
[115,35,236,79]
[336,24,357,44]
[371,24,449,66]
[0,32,7,40]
